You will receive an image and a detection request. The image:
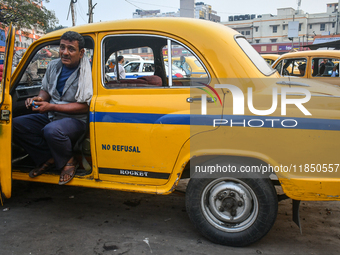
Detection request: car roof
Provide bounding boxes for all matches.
[41,18,238,42]
[261,54,280,60]
[125,60,153,64]
[32,18,272,79]
[277,50,340,59]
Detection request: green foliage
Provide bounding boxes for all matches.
[0,0,58,32]
[46,25,67,33]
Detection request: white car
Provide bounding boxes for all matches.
[107,60,186,79]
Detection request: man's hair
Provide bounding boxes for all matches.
[60,31,85,50]
[117,56,124,62]
[298,63,306,71]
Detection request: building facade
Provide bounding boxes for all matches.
[222,3,340,54]
[132,1,220,22]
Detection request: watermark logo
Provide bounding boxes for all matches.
[197,83,222,115]
[200,84,311,116]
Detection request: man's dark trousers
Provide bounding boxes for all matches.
[13,113,86,170]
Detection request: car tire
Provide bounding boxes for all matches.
[185,177,278,247]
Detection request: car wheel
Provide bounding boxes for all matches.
[185,177,278,247]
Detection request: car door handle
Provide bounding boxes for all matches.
[186,97,215,103]
[133,74,138,76]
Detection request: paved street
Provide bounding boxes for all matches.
[1,180,340,255]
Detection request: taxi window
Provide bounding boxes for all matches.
[312,58,339,77]
[18,39,94,86]
[19,45,60,84]
[162,41,210,86]
[280,58,307,77]
[102,35,210,88]
[236,37,275,76]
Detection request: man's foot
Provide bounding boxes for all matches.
[59,157,79,185]
[29,158,55,178]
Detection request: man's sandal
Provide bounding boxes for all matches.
[29,160,55,178]
[58,160,79,185]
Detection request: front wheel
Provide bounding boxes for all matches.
[185,177,278,247]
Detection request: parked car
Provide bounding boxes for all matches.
[106,60,186,79]
[167,56,207,78]
[2,18,340,247]
[261,54,280,65]
[272,50,340,86]
[106,54,143,72]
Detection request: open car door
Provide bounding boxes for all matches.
[0,25,15,200]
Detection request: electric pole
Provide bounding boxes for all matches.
[71,0,76,26]
[67,0,77,26]
[88,0,97,23]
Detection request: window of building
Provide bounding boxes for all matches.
[255,27,258,32]
[241,31,245,35]
[272,25,278,33]
[271,45,277,51]
[123,49,130,54]
[246,31,250,35]
[271,39,277,43]
[299,23,302,31]
[333,22,336,28]
[320,24,325,31]
[283,25,286,30]
[310,24,312,29]
[255,39,260,43]
[141,47,148,53]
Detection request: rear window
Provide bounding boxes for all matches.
[235,37,275,76]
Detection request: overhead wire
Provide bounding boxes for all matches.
[76,2,88,23]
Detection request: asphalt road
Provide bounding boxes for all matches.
[1,180,340,255]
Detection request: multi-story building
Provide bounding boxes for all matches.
[132,1,220,22]
[222,3,340,54]
[194,2,220,22]
[130,1,220,58]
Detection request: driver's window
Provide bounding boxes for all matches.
[281,58,306,77]
[19,45,60,84]
[19,42,94,86]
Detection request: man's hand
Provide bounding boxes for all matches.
[25,90,51,109]
[25,96,43,109]
[31,101,51,113]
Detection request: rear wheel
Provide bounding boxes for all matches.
[185,177,278,247]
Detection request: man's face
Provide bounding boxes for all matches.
[59,39,84,68]
[323,59,328,63]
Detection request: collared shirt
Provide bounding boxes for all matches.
[41,59,88,123]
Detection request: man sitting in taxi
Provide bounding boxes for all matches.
[298,63,306,76]
[13,31,93,185]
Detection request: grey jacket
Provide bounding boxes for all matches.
[41,59,88,123]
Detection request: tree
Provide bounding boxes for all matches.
[46,25,67,33]
[0,0,58,32]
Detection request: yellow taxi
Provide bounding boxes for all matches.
[272,50,340,86]
[261,54,280,65]
[166,56,208,78]
[1,18,340,247]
